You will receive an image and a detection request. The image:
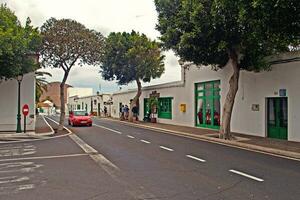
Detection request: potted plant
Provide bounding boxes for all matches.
[148,96,158,123]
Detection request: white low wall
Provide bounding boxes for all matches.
[0,72,36,132]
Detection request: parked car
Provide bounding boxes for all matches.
[68,110,92,127]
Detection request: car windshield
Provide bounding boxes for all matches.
[73,111,88,116]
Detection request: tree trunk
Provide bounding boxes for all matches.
[219,51,240,140]
[58,71,69,131]
[129,79,142,122]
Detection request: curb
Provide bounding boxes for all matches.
[100,117,300,161]
[39,115,55,136]
[0,115,55,140]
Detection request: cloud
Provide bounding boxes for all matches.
[5,0,181,93]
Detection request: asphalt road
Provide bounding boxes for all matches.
[1,116,300,200]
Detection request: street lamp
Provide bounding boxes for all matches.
[16,74,23,133]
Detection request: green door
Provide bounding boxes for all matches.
[267,97,288,140]
[195,81,221,129]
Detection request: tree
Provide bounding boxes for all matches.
[155,0,300,139]
[35,71,52,103]
[0,4,41,80]
[100,31,165,121]
[40,18,105,130]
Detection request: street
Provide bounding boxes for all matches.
[0,117,299,200]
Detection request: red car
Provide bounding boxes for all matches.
[68,110,92,127]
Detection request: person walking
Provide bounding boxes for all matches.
[104,106,107,117]
[132,105,139,121]
[124,105,129,120]
[120,105,125,120]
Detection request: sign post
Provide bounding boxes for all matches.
[22,104,29,133]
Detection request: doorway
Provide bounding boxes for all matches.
[267,97,288,140]
[195,81,221,129]
[98,103,101,116]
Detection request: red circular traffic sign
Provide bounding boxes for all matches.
[22,104,29,116]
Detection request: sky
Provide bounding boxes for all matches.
[2,0,181,93]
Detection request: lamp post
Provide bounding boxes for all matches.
[16,74,23,133]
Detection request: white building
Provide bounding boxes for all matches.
[111,51,300,142]
[67,87,93,99]
[66,87,93,113]
[68,93,112,116]
[37,100,55,116]
[0,72,36,132]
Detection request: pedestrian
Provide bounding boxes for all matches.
[132,105,139,121]
[120,105,124,120]
[104,106,107,117]
[124,105,129,120]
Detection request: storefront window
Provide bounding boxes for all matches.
[214,99,221,126]
[197,84,204,91]
[195,80,220,129]
[197,99,204,125]
[280,98,288,127]
[268,99,276,125]
[205,100,212,125]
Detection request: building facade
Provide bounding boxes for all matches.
[39,82,72,109]
[37,100,55,115]
[0,72,36,132]
[68,93,112,116]
[111,51,300,142]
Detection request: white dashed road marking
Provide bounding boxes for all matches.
[93,124,122,134]
[186,155,206,163]
[140,140,151,144]
[229,169,264,182]
[159,146,174,152]
[127,135,135,139]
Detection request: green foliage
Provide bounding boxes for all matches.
[35,71,52,103]
[40,18,106,128]
[40,18,105,73]
[0,4,41,80]
[100,31,165,85]
[148,96,158,114]
[155,0,300,70]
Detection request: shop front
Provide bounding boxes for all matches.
[195,80,221,130]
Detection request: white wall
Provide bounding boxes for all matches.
[233,61,300,141]
[111,92,136,118]
[0,72,36,131]
[111,52,300,142]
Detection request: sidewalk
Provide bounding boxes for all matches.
[104,117,300,160]
[0,115,54,140]
[35,114,54,135]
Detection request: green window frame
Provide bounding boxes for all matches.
[195,80,221,130]
[158,97,173,119]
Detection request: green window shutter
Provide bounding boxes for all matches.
[158,97,172,119]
